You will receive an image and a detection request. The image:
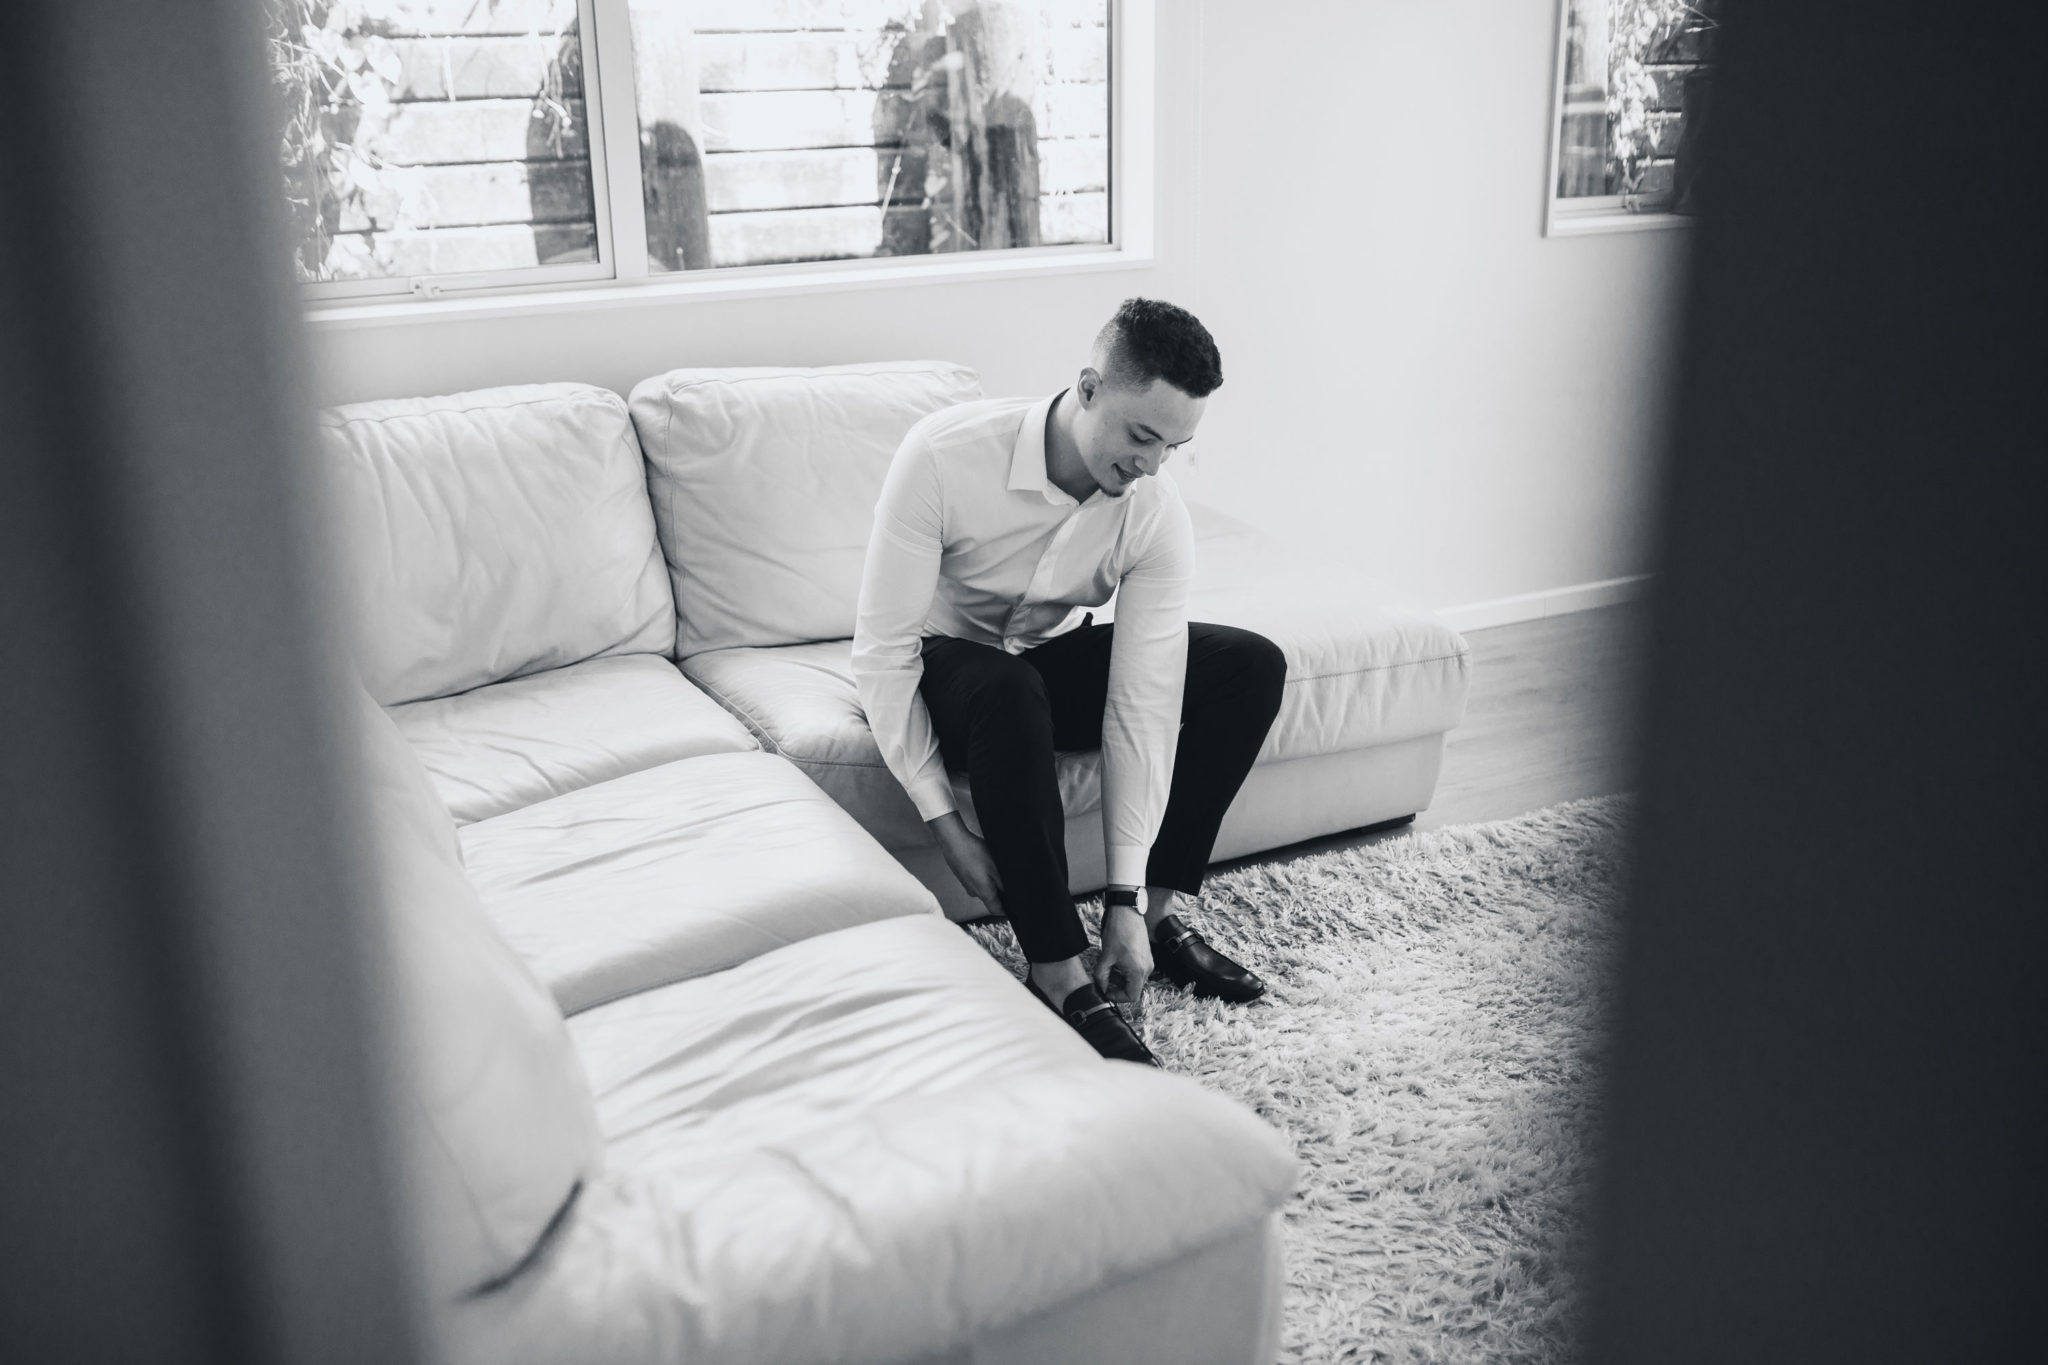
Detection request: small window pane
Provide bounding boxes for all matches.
[628,0,1110,273]
[266,0,599,283]
[1556,0,1719,209]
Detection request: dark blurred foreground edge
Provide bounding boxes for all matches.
[0,3,423,1363]
[1589,3,2046,1362]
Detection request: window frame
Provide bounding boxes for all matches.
[1542,0,1695,239]
[300,0,619,301]
[303,0,1151,322]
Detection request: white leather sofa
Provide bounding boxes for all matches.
[321,380,1310,1364]
[627,362,1473,918]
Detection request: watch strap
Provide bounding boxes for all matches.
[1104,886,1141,910]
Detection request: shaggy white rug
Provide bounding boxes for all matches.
[963,797,1629,1365]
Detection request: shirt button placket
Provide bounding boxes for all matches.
[1012,509,1084,653]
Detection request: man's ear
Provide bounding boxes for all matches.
[1076,367,1102,405]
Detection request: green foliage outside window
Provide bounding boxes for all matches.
[1607,0,1719,197]
[262,0,578,282]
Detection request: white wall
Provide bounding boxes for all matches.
[308,1,1686,617]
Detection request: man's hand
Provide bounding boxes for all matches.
[1096,898,1153,1008]
[928,811,1003,917]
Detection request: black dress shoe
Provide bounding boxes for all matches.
[1150,914,1266,1003]
[1024,976,1160,1067]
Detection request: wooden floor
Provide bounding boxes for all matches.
[1224,600,1652,868]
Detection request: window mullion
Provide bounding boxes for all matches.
[589,0,649,283]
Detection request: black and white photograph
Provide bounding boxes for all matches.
[2,3,2040,1363]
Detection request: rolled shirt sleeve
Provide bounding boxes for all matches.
[1100,493,1195,888]
[852,428,958,822]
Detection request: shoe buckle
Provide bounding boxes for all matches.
[1069,1001,1118,1026]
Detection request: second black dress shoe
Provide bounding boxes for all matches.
[1150,914,1266,1003]
[1025,976,1160,1067]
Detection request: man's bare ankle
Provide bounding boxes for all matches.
[1030,956,1090,1004]
[1143,887,1186,934]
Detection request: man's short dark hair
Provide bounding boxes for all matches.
[1095,297,1223,398]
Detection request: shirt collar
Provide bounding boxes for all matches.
[1009,390,1068,501]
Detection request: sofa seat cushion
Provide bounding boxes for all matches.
[683,641,1097,850]
[568,914,1091,1167]
[322,383,676,706]
[681,509,1471,846]
[458,751,939,1015]
[442,915,1298,1365]
[388,653,758,825]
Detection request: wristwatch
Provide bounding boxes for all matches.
[1104,886,1141,913]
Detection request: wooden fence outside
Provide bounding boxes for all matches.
[318,0,1107,279]
[687,0,1109,268]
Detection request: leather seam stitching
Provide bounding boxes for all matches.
[659,363,976,397]
[1280,651,1472,684]
[677,672,787,758]
[321,390,624,426]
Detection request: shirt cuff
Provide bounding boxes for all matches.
[908,771,959,823]
[1105,845,1150,891]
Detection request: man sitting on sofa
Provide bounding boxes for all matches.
[852,298,1284,1066]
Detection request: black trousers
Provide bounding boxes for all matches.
[918,622,1287,963]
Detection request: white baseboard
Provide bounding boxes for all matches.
[1436,574,1653,633]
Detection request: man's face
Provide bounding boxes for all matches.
[1073,371,1206,498]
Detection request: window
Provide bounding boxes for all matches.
[265,0,1115,300]
[1545,0,1719,236]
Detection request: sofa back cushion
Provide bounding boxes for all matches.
[628,361,983,657]
[349,681,601,1301]
[323,384,674,706]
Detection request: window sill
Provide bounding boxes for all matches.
[1546,207,1697,238]
[301,243,1155,331]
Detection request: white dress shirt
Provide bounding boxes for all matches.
[852,391,1194,890]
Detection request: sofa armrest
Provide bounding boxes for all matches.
[448,1063,1297,1365]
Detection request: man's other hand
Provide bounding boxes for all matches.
[1096,901,1153,1008]
[928,811,1003,917]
